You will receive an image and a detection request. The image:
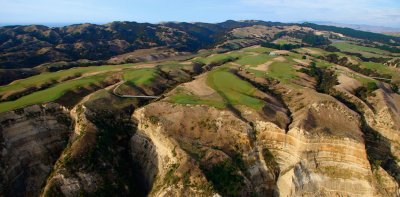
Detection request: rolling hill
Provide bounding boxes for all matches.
[0,20,400,197]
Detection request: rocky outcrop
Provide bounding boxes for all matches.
[131,106,226,196]
[131,93,379,196]
[0,103,72,196]
[127,62,400,197]
[41,90,146,196]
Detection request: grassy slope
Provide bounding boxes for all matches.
[169,65,266,110]
[2,45,398,113]
[0,74,107,113]
[207,67,265,110]
[0,67,159,113]
[240,46,274,53]
[361,62,400,80]
[192,51,248,65]
[273,37,302,45]
[123,68,159,85]
[169,93,226,109]
[267,62,296,83]
[235,54,274,66]
[332,42,393,58]
[0,64,136,96]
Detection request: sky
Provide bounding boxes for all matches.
[0,0,399,28]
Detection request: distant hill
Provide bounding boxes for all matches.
[312,21,400,33]
[1,20,399,69]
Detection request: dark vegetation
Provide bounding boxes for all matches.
[262,148,280,178]
[323,54,392,79]
[203,160,245,196]
[324,45,340,52]
[261,42,303,50]
[374,44,400,53]
[285,31,331,46]
[2,20,393,70]
[267,30,331,48]
[354,82,379,101]
[0,69,39,85]
[299,62,338,93]
[40,60,106,72]
[301,23,400,45]
[331,91,400,185]
[60,106,146,196]
[301,33,331,46]
[340,51,390,63]
[0,20,283,69]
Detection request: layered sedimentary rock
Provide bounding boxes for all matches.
[129,66,400,197]
[0,103,72,196]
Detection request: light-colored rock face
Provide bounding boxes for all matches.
[0,103,72,196]
[130,93,373,196]
[0,51,399,197]
[129,68,400,197]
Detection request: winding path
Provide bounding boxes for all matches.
[112,81,161,99]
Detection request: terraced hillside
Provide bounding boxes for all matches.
[0,21,400,197]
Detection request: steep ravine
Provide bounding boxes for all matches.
[331,84,400,196]
[0,103,73,196]
[128,65,394,196]
[39,61,226,196]
[1,61,400,196]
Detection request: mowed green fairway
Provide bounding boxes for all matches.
[240,46,274,53]
[267,62,296,83]
[0,74,108,113]
[123,68,159,85]
[169,93,225,109]
[207,68,264,109]
[235,54,274,66]
[193,52,247,65]
[361,62,400,80]
[0,64,136,96]
[332,42,393,58]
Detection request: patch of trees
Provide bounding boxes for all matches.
[0,69,39,86]
[272,31,288,40]
[261,42,303,50]
[340,52,390,63]
[285,30,331,46]
[203,160,245,196]
[374,44,400,53]
[45,60,106,72]
[392,84,399,93]
[324,45,340,52]
[301,34,331,46]
[323,54,392,79]
[202,56,239,71]
[354,82,379,101]
[300,23,400,45]
[299,62,338,93]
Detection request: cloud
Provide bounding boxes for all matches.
[239,0,400,27]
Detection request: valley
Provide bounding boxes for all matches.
[0,21,400,196]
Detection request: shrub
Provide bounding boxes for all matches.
[203,161,244,196]
[299,62,338,93]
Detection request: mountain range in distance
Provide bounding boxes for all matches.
[3,20,400,35]
[1,19,400,197]
[310,21,400,35]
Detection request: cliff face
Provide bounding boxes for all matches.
[0,103,72,196]
[0,77,399,196]
[41,94,142,197]
[0,40,399,196]
[131,96,377,196]
[128,66,400,197]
